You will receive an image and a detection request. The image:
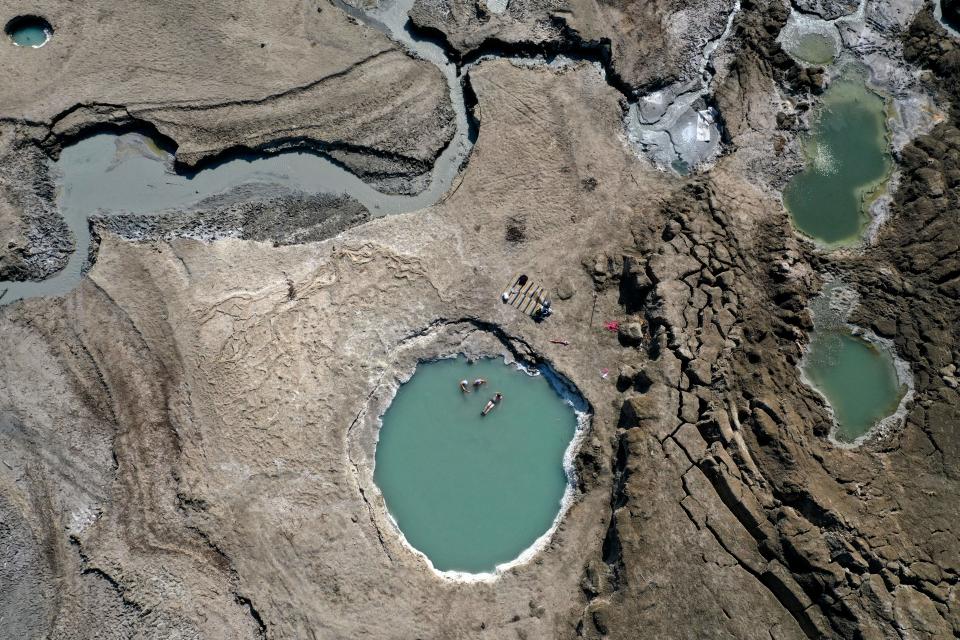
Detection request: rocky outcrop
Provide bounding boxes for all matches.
[574,6,960,638]
[576,183,833,639]
[408,0,566,58]
[578,160,960,636]
[791,0,860,20]
[410,0,739,93]
[565,0,738,92]
[0,138,71,283]
[91,192,370,248]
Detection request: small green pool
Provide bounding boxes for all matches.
[6,17,51,47]
[802,285,907,443]
[783,68,891,245]
[792,33,837,65]
[374,357,579,574]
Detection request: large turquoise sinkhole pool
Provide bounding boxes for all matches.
[783,68,891,245]
[374,357,580,574]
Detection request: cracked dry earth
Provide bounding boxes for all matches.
[1,0,959,639]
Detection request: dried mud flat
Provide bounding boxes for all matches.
[1,0,959,639]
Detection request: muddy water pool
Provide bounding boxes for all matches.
[792,33,837,65]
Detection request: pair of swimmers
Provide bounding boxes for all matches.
[458,378,502,416]
[459,378,486,393]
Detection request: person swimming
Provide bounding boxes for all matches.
[459,379,470,393]
[473,378,486,388]
[481,392,503,416]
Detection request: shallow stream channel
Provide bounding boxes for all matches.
[374,357,584,575]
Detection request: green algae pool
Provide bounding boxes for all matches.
[802,284,907,444]
[374,357,580,574]
[792,33,837,65]
[783,69,891,245]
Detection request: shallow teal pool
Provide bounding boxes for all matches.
[374,357,578,574]
[6,17,51,47]
[802,285,906,443]
[783,69,891,245]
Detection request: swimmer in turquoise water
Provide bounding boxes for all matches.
[481,392,503,416]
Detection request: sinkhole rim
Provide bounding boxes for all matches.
[5,15,52,48]
[935,0,960,37]
[368,352,591,582]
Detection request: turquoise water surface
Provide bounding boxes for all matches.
[783,69,891,245]
[374,358,578,573]
[802,285,906,443]
[7,19,50,47]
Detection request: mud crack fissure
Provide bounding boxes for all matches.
[175,509,270,638]
[578,181,890,637]
[676,449,820,639]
